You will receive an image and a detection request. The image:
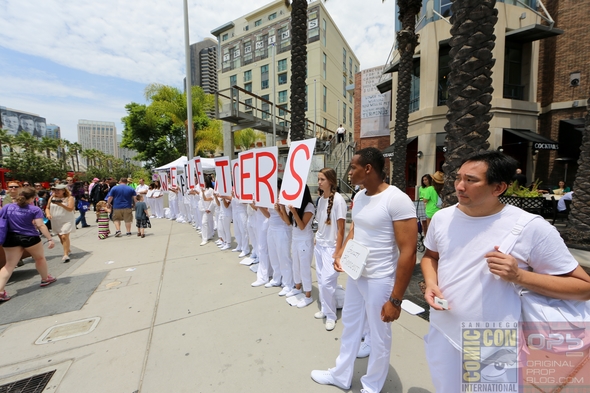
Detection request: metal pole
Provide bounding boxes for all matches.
[271,43,277,146]
[183,0,194,160]
[314,79,317,135]
[338,99,340,128]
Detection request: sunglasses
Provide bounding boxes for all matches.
[8,186,19,189]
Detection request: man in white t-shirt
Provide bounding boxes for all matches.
[311,147,417,393]
[135,178,149,197]
[336,124,346,143]
[421,151,590,393]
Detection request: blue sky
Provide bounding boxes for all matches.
[0,0,395,142]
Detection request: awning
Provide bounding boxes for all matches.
[382,54,421,74]
[503,128,559,150]
[381,136,418,158]
[505,24,564,44]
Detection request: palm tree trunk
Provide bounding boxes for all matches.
[441,0,498,205]
[289,0,308,142]
[391,0,422,191]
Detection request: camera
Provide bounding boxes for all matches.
[52,199,63,203]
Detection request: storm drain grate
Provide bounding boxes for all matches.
[0,370,55,393]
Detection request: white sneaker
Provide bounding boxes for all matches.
[232,248,241,252]
[220,244,231,250]
[314,311,325,319]
[215,239,223,245]
[278,286,291,296]
[251,279,267,287]
[310,370,349,389]
[238,251,249,258]
[325,319,336,331]
[285,288,302,297]
[357,341,371,358]
[264,280,281,288]
[297,296,314,308]
[200,240,208,246]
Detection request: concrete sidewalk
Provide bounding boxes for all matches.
[0,218,434,393]
[1,217,589,392]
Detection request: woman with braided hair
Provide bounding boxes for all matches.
[313,168,347,331]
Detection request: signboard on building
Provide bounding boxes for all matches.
[360,66,391,138]
[0,106,48,138]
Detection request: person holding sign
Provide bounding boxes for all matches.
[250,203,271,287]
[214,193,232,250]
[199,176,215,246]
[311,147,417,393]
[313,168,347,331]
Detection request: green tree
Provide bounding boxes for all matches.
[0,128,15,163]
[234,128,266,151]
[40,137,59,159]
[15,132,41,154]
[4,150,65,182]
[289,0,308,142]
[441,0,498,204]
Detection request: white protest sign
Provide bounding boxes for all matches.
[254,146,278,209]
[178,165,187,195]
[279,138,316,208]
[187,159,196,189]
[214,156,232,196]
[170,167,178,188]
[340,239,369,280]
[194,157,205,188]
[231,159,241,200]
[158,172,168,191]
[239,150,255,203]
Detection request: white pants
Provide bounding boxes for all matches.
[146,197,153,216]
[267,227,293,287]
[212,204,218,230]
[233,209,249,252]
[255,215,270,282]
[201,210,214,240]
[247,214,258,258]
[292,237,313,292]
[154,197,164,218]
[424,327,462,393]
[330,275,394,393]
[192,204,202,228]
[177,197,187,220]
[314,244,340,321]
[218,215,231,243]
[169,198,178,219]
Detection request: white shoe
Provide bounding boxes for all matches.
[238,251,249,258]
[149,215,155,218]
[251,279,267,287]
[200,240,208,246]
[357,341,371,358]
[231,248,241,252]
[278,286,291,296]
[297,296,314,308]
[285,288,302,297]
[220,244,231,250]
[325,319,336,331]
[215,239,223,245]
[310,370,349,389]
[314,311,325,319]
[264,280,281,288]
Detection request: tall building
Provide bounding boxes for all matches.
[186,38,219,95]
[46,124,61,139]
[210,0,359,145]
[77,120,118,157]
[380,0,563,197]
[536,0,589,186]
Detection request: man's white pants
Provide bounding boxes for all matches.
[191,205,202,229]
[233,208,249,252]
[267,228,293,287]
[424,327,462,393]
[154,197,164,218]
[314,245,339,321]
[169,198,178,219]
[247,215,258,258]
[330,275,394,393]
[201,210,214,240]
[255,217,270,282]
[218,215,231,243]
[292,237,313,292]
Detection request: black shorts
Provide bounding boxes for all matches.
[136,219,148,228]
[3,232,42,248]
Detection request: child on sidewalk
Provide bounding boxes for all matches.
[135,194,149,238]
[96,200,111,239]
[76,194,91,229]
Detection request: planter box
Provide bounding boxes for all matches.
[499,196,544,211]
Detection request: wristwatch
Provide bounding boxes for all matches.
[389,297,402,307]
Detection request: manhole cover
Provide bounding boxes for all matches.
[35,317,100,344]
[0,369,55,393]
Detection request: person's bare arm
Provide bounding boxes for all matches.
[381,218,418,322]
[34,218,55,249]
[421,248,447,310]
[59,196,75,212]
[259,207,270,218]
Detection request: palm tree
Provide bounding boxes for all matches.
[234,128,266,151]
[70,142,83,172]
[289,0,308,142]
[440,0,498,204]
[40,136,59,159]
[15,132,41,153]
[563,97,590,243]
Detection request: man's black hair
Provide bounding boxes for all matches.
[460,150,518,185]
[355,147,385,180]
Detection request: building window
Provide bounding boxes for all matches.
[255,34,268,59]
[323,118,328,129]
[255,19,262,27]
[278,58,287,72]
[278,73,288,85]
[438,45,451,106]
[349,92,353,104]
[278,90,288,103]
[244,70,252,82]
[230,74,237,87]
[349,107,352,127]
[343,75,347,97]
[355,65,358,74]
[222,33,228,41]
[343,103,347,124]
[504,42,524,100]
[261,64,269,89]
[261,94,270,120]
[278,25,291,52]
[245,98,253,113]
[243,41,252,64]
[410,61,420,113]
[441,0,452,18]
[245,82,252,92]
[321,19,327,46]
[278,104,288,116]
[268,12,276,20]
[322,52,327,79]
[308,11,319,41]
[349,57,353,78]
[322,85,327,111]
[343,48,347,72]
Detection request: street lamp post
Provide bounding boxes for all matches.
[314,79,317,136]
[183,0,194,160]
[271,43,277,146]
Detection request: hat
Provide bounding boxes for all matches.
[432,171,444,184]
[52,184,68,190]
[93,178,99,182]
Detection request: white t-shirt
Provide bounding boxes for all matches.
[232,197,247,213]
[268,207,288,229]
[315,192,347,248]
[352,186,416,279]
[146,189,154,198]
[198,188,213,211]
[336,126,345,135]
[292,202,315,240]
[425,203,579,350]
[220,197,232,217]
[136,184,149,195]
